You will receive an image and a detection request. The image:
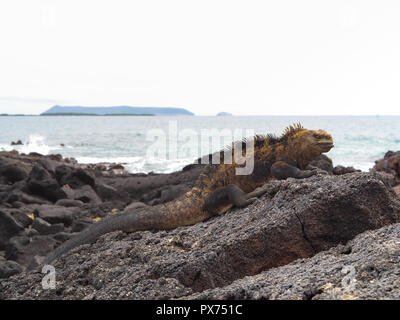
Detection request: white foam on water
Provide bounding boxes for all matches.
[0,135,57,155]
[76,156,144,164]
[75,155,196,174]
[20,135,52,155]
[0,144,12,152]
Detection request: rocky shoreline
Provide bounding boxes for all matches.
[0,150,400,299]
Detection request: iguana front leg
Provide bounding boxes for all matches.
[271,160,317,180]
[202,184,258,215]
[244,161,318,200]
[202,161,317,214]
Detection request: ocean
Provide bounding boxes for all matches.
[1,115,399,173]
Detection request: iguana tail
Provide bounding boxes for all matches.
[43,197,211,265]
[42,210,144,265]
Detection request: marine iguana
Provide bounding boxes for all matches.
[43,124,333,264]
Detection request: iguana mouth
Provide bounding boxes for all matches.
[317,141,334,150]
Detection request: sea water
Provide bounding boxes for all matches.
[1,115,399,173]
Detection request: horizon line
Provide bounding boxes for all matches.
[2,113,400,117]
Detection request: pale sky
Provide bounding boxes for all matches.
[1,0,400,115]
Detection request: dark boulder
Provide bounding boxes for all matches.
[190,223,400,300]
[32,217,65,235]
[0,157,30,184]
[0,257,23,279]
[55,165,96,188]
[19,192,51,205]
[72,185,102,204]
[6,190,50,205]
[1,172,399,299]
[95,182,126,202]
[0,210,24,249]
[10,140,23,146]
[0,166,28,184]
[35,205,80,226]
[5,235,57,269]
[27,152,44,157]
[25,163,67,202]
[10,210,33,228]
[37,158,57,175]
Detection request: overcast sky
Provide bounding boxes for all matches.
[1,0,400,115]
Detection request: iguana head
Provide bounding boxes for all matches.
[300,129,334,153]
[284,124,334,168]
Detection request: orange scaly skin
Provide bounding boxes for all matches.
[43,124,333,264]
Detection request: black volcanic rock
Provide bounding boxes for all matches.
[94,182,126,202]
[0,257,23,279]
[32,217,65,235]
[190,222,400,300]
[10,210,33,228]
[35,205,80,226]
[0,157,30,184]
[11,140,23,146]
[55,165,96,188]
[5,235,57,270]
[72,185,102,204]
[1,151,400,299]
[1,172,399,299]
[0,209,25,249]
[25,163,67,202]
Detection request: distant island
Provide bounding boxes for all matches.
[41,105,194,116]
[216,112,233,116]
[40,113,154,116]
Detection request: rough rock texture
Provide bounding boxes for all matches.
[5,235,58,270]
[308,154,333,173]
[1,172,399,299]
[0,151,211,275]
[0,256,23,279]
[190,223,400,300]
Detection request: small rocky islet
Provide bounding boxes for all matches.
[0,149,400,299]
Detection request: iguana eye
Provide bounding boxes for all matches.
[314,134,323,139]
